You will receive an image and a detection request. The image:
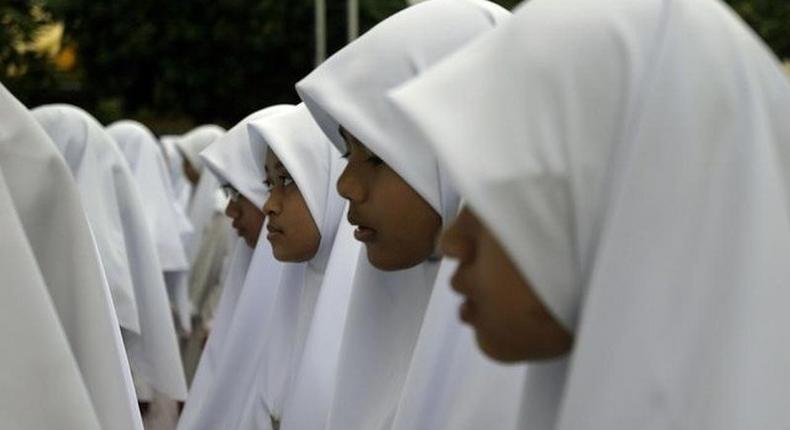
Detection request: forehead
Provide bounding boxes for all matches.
[264,147,285,172]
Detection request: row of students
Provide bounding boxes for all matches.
[1,0,787,427]
[180,0,790,429]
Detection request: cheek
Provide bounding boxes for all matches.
[370,170,441,251]
[279,192,321,261]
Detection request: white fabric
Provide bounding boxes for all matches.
[200,105,292,208]
[390,0,790,428]
[296,1,511,428]
[34,105,188,402]
[23,106,141,333]
[175,124,226,172]
[391,259,526,430]
[0,82,105,430]
[230,103,348,429]
[161,134,193,212]
[107,120,190,272]
[173,125,225,334]
[278,216,360,430]
[3,96,140,427]
[177,106,294,430]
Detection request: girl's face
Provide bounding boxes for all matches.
[262,148,321,262]
[224,189,265,248]
[441,206,573,362]
[337,128,442,271]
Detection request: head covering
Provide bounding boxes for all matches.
[175,124,226,172]
[22,107,141,333]
[231,103,349,428]
[34,104,187,402]
[0,82,126,430]
[171,125,226,334]
[201,105,293,207]
[296,1,511,428]
[160,134,193,210]
[107,120,190,272]
[176,106,291,430]
[390,0,790,428]
[3,94,141,428]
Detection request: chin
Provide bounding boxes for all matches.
[365,243,425,271]
[475,330,525,363]
[272,245,314,263]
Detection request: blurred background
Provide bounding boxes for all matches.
[2,0,788,134]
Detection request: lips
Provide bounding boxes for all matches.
[451,269,476,324]
[266,222,284,240]
[347,211,377,243]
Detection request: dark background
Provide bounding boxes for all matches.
[1,0,787,133]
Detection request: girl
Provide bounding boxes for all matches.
[296,1,525,428]
[390,0,790,427]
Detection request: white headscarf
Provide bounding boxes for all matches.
[390,0,790,428]
[295,1,511,429]
[34,104,188,402]
[231,103,349,429]
[161,134,193,210]
[175,124,226,173]
[278,218,360,430]
[23,107,141,334]
[0,82,126,430]
[176,106,291,430]
[107,120,191,272]
[171,125,226,334]
[4,96,141,428]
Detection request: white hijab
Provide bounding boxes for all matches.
[296,1,512,428]
[176,106,291,430]
[107,120,191,272]
[34,104,188,402]
[161,134,193,211]
[171,125,226,334]
[24,107,141,334]
[231,103,349,430]
[0,82,127,430]
[390,0,790,428]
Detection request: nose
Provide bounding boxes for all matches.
[336,163,366,203]
[262,187,283,217]
[225,200,240,219]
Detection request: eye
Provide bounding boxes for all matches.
[280,175,294,187]
[263,179,273,190]
[366,155,384,166]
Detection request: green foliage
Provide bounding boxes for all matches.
[1,2,58,94]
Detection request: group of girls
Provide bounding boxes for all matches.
[1,0,788,429]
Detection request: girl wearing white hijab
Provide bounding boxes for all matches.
[390,0,790,428]
[0,82,137,430]
[177,105,291,430]
[33,105,188,406]
[296,1,524,428]
[228,103,349,430]
[172,124,226,334]
[107,120,191,274]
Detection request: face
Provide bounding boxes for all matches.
[337,128,442,271]
[223,188,265,248]
[441,207,573,362]
[262,148,321,262]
